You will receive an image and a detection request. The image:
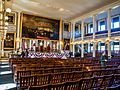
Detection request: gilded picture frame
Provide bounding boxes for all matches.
[4,32,16,50]
[7,13,15,25]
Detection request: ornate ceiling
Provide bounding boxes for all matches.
[9,0,119,20]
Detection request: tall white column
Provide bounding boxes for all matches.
[70,23,73,52]
[81,43,84,58]
[72,22,75,57]
[93,14,96,39]
[93,14,96,57]
[78,24,81,33]
[44,40,47,48]
[59,19,63,50]
[16,12,21,50]
[107,9,111,57]
[107,41,111,57]
[81,20,84,57]
[93,42,97,57]
[18,12,23,50]
[1,1,4,57]
[0,5,2,57]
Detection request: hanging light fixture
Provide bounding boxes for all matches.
[6,8,11,13]
[5,16,8,20]
[4,26,8,29]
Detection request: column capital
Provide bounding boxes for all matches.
[107,8,112,11]
[81,19,84,22]
[92,14,97,17]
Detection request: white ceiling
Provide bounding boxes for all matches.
[10,0,119,20]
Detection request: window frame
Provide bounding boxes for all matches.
[88,23,93,34]
[98,19,106,31]
[111,15,120,29]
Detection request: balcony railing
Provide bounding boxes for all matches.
[111,31,120,37]
[74,37,82,42]
[95,33,108,39]
[84,36,93,40]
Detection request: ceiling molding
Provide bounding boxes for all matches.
[71,0,120,22]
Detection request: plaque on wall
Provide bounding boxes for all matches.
[21,13,60,40]
[4,33,15,49]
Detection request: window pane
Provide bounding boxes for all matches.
[113,17,119,22]
[88,24,93,33]
[98,20,106,31]
[98,26,101,31]
[114,47,119,50]
[101,46,105,51]
[98,45,100,51]
[114,22,119,28]
[100,21,105,25]
[88,28,91,33]
[101,25,105,31]
[91,28,93,33]
[91,46,93,51]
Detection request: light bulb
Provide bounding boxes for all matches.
[6,8,11,13]
[4,27,8,29]
[5,16,8,20]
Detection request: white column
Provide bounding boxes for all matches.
[72,22,75,57]
[0,12,2,57]
[93,14,96,39]
[57,41,59,50]
[93,14,96,57]
[70,23,73,52]
[59,19,63,50]
[107,42,111,57]
[17,12,22,50]
[44,40,47,48]
[1,1,4,57]
[81,20,84,57]
[81,43,84,57]
[93,42,97,57]
[107,9,111,56]
[78,24,81,33]
[16,12,21,49]
[36,40,38,47]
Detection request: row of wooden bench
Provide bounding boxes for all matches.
[9,57,119,68]
[15,66,120,83]
[21,74,120,90]
[18,68,120,89]
[14,67,82,81]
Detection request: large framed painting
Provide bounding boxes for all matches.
[4,32,15,49]
[21,13,60,40]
